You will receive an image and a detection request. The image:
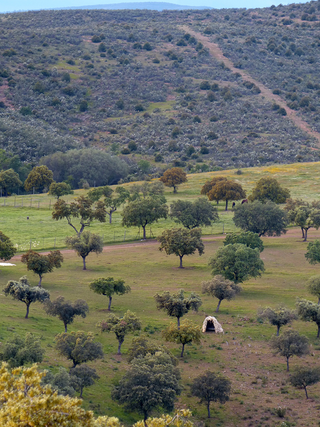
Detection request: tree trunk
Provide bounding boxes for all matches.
[108,296,112,311]
[317,324,320,338]
[117,339,124,355]
[180,343,185,357]
[207,401,211,418]
[225,200,228,211]
[286,357,290,372]
[109,213,112,224]
[177,317,180,329]
[25,303,30,319]
[216,299,222,312]
[304,386,309,399]
[64,323,68,333]
[277,325,280,336]
[80,386,84,398]
[304,228,308,242]
[301,227,305,239]
[38,275,42,287]
[179,255,183,268]
[142,226,146,240]
[82,256,86,270]
[173,186,177,194]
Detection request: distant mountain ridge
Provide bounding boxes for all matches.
[59,2,212,10]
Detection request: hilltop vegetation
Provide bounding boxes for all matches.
[1,1,320,184]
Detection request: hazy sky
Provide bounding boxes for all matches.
[0,0,306,14]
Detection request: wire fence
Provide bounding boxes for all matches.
[0,196,55,209]
[13,228,158,252]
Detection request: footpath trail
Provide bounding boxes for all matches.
[9,228,309,261]
[180,26,320,145]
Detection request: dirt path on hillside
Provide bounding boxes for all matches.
[8,228,312,262]
[180,26,320,145]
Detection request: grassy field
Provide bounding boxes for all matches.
[1,160,320,251]
[1,228,320,426]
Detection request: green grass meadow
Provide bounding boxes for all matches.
[2,162,320,425]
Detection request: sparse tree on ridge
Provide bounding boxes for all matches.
[49,182,73,199]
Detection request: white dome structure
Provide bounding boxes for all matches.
[202,316,224,333]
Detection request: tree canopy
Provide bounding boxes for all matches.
[191,371,231,418]
[89,277,130,311]
[55,331,104,367]
[66,231,103,270]
[44,296,89,332]
[0,333,45,368]
[307,275,320,304]
[69,365,99,398]
[289,367,320,399]
[249,177,290,204]
[233,201,288,237]
[154,290,202,328]
[3,276,50,318]
[206,179,246,210]
[0,231,17,261]
[170,198,219,229]
[111,352,181,421]
[21,250,63,287]
[49,182,73,199]
[305,240,320,265]
[258,305,297,336]
[0,168,22,196]
[223,231,264,252]
[158,227,204,268]
[98,310,141,354]
[202,275,242,312]
[24,165,54,193]
[88,185,129,223]
[209,243,265,283]
[296,298,320,338]
[270,330,309,371]
[285,200,320,241]
[52,196,106,236]
[122,196,168,240]
[200,176,228,198]
[162,319,201,357]
[160,167,187,193]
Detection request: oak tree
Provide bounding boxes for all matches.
[290,366,320,399]
[305,240,320,265]
[69,365,99,398]
[162,319,201,357]
[170,198,219,229]
[207,179,246,210]
[88,186,129,223]
[200,176,228,199]
[24,165,54,193]
[270,330,309,371]
[154,289,202,328]
[44,296,89,332]
[286,202,320,241]
[98,310,141,355]
[223,231,264,252]
[0,168,22,196]
[89,277,130,311]
[296,298,320,338]
[191,371,231,418]
[158,227,204,268]
[52,196,106,236]
[209,243,264,283]
[3,276,50,318]
[258,305,297,336]
[0,231,16,261]
[0,333,45,367]
[55,331,104,367]
[202,275,242,312]
[21,250,63,287]
[233,201,288,237]
[111,352,181,421]
[249,177,290,204]
[49,182,73,199]
[66,231,103,270]
[160,167,187,193]
[122,196,168,240]
[307,275,320,304]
